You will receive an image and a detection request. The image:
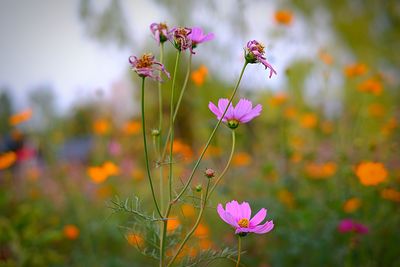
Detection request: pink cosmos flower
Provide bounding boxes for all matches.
[129,53,170,81]
[208,98,262,129]
[217,200,274,235]
[245,40,277,79]
[338,219,369,234]
[188,27,214,49]
[150,22,171,45]
[169,27,193,52]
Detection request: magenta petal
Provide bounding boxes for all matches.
[225,200,240,220]
[217,204,231,225]
[250,208,267,226]
[240,104,262,123]
[201,33,215,42]
[233,99,252,120]
[239,202,252,219]
[209,101,222,119]
[253,220,274,234]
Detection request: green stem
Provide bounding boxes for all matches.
[173,62,248,203]
[236,236,242,267]
[140,77,162,218]
[160,50,181,266]
[167,179,211,267]
[161,52,192,160]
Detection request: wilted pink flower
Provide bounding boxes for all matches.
[217,200,274,235]
[338,219,369,234]
[129,53,170,81]
[188,27,214,49]
[208,98,262,129]
[169,27,193,52]
[245,40,277,78]
[150,22,171,45]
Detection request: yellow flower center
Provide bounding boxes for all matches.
[136,54,153,68]
[238,218,249,228]
[255,42,265,54]
[159,23,168,30]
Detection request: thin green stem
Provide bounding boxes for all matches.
[161,52,192,160]
[173,62,248,203]
[167,179,211,266]
[158,43,164,212]
[140,77,162,218]
[236,236,242,267]
[160,50,181,266]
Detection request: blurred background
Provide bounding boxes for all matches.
[0,0,399,266]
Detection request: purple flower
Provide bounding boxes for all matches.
[245,40,277,79]
[208,98,262,129]
[169,27,193,52]
[129,53,170,81]
[338,219,369,234]
[217,200,274,236]
[188,27,214,49]
[150,22,171,45]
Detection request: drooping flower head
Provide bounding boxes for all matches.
[150,22,171,45]
[188,27,214,49]
[208,98,262,129]
[217,200,274,236]
[338,219,369,234]
[129,53,170,81]
[245,40,277,78]
[169,27,193,52]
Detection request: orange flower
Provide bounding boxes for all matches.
[305,162,337,179]
[173,140,193,161]
[284,107,297,119]
[278,189,295,208]
[127,233,144,247]
[131,169,145,181]
[344,63,367,78]
[232,152,252,167]
[368,103,385,117]
[9,109,32,126]
[123,120,141,135]
[102,161,119,176]
[274,10,293,25]
[87,166,108,183]
[343,197,362,213]
[290,152,302,163]
[300,113,318,129]
[355,162,387,186]
[93,119,110,135]
[203,145,222,159]
[381,188,400,202]
[63,224,80,240]
[319,51,334,65]
[357,78,383,95]
[269,92,288,106]
[191,65,208,86]
[181,204,196,218]
[381,117,397,136]
[320,121,334,134]
[167,218,180,232]
[0,151,17,170]
[194,223,209,238]
[199,238,213,250]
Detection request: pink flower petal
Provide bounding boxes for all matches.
[250,208,267,226]
[209,101,222,119]
[252,220,274,234]
[239,201,252,219]
[225,200,240,220]
[234,99,253,120]
[240,104,262,123]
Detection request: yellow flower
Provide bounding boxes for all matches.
[344,63,367,78]
[381,188,400,202]
[0,151,17,170]
[343,198,362,213]
[355,162,387,186]
[9,109,32,126]
[63,224,80,240]
[93,119,110,135]
[232,152,252,167]
[274,10,293,25]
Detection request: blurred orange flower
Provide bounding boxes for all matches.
[381,188,400,202]
[9,109,32,126]
[0,151,17,170]
[320,121,334,134]
[305,162,337,179]
[191,65,208,86]
[87,166,108,183]
[173,140,193,161]
[181,204,196,218]
[63,224,80,240]
[102,161,120,176]
[269,92,288,106]
[344,63,367,78]
[131,168,145,181]
[357,78,383,95]
[300,113,318,129]
[274,10,293,25]
[343,197,362,213]
[203,145,222,159]
[194,223,209,238]
[93,119,110,135]
[319,51,334,65]
[167,218,180,232]
[123,120,141,135]
[368,103,385,117]
[278,189,295,208]
[199,238,213,250]
[381,117,397,136]
[284,107,297,119]
[290,152,302,163]
[127,232,144,247]
[356,162,387,186]
[232,152,252,167]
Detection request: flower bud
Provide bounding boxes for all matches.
[151,129,160,136]
[204,168,215,178]
[195,184,202,192]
